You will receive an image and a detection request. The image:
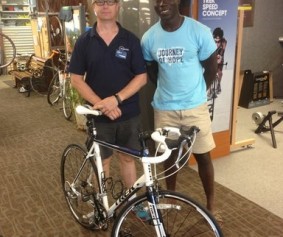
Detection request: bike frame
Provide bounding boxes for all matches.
[64,106,221,237]
[70,131,172,236]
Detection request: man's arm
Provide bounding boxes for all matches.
[145,61,158,86]
[93,72,147,119]
[200,51,218,89]
[70,73,101,106]
[115,72,147,102]
[71,73,122,120]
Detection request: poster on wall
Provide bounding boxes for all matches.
[198,0,238,133]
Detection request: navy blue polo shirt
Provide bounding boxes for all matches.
[69,22,146,123]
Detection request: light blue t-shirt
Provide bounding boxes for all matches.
[141,17,216,110]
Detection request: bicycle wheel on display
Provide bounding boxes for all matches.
[47,71,61,105]
[60,144,106,230]
[112,190,223,237]
[62,77,73,120]
[0,33,16,69]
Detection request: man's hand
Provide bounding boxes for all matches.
[104,107,122,120]
[93,96,122,120]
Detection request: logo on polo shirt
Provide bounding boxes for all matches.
[115,46,129,59]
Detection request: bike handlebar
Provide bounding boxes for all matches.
[143,126,199,164]
[76,105,102,116]
[141,130,173,164]
[75,105,199,165]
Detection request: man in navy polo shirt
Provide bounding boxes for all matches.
[69,0,147,196]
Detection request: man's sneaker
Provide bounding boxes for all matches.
[132,204,151,221]
[19,86,28,93]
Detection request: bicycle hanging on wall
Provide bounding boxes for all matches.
[0,32,16,69]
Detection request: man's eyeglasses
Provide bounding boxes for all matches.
[93,0,118,6]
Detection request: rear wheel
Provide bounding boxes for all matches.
[61,144,105,229]
[112,190,223,237]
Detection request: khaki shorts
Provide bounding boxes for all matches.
[154,103,215,154]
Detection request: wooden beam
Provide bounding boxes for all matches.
[269,72,274,102]
[230,10,255,150]
[230,139,255,151]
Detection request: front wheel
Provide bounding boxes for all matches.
[60,144,103,230]
[47,71,60,105]
[112,190,223,237]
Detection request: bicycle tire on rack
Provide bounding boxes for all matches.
[61,144,103,230]
[112,190,223,237]
[47,71,60,105]
[0,32,16,69]
[62,76,73,120]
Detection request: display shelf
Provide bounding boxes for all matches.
[0,0,30,26]
[1,3,29,5]
[0,0,34,73]
[1,9,29,12]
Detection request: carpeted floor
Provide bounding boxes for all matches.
[0,77,283,237]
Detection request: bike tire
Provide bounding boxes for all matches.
[112,190,223,237]
[47,71,60,105]
[62,77,73,120]
[61,144,102,230]
[0,32,16,69]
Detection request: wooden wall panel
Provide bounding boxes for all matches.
[211,130,231,158]
[30,17,51,58]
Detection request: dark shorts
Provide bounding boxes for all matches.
[96,116,141,159]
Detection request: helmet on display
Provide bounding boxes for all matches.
[17,60,27,71]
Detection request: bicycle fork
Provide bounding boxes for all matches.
[146,186,167,237]
[59,71,65,98]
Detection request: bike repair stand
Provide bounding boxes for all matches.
[254,111,283,148]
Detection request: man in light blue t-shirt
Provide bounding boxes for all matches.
[141,0,219,218]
